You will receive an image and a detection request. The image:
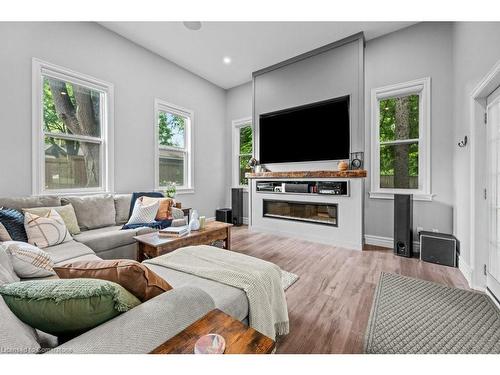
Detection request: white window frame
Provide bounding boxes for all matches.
[370,77,433,201]
[154,99,194,194]
[232,117,253,190]
[32,58,114,196]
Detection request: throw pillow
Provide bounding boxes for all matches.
[142,196,174,220]
[126,197,159,225]
[0,278,141,336]
[24,209,72,249]
[0,243,20,284]
[61,194,116,230]
[128,191,164,219]
[0,222,13,241]
[0,207,28,242]
[23,205,80,235]
[54,259,172,302]
[2,241,56,278]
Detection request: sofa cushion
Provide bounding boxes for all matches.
[142,196,174,220]
[44,240,96,265]
[0,207,28,242]
[145,263,249,321]
[0,278,141,336]
[114,194,132,225]
[0,295,41,354]
[54,259,172,302]
[0,196,61,211]
[2,241,56,278]
[0,222,12,241]
[23,204,80,235]
[62,194,116,230]
[24,210,72,249]
[73,226,138,253]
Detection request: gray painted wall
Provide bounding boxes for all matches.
[364,22,454,239]
[0,22,227,219]
[253,39,364,170]
[226,22,456,242]
[452,22,500,284]
[225,82,253,219]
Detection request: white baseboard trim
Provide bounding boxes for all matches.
[364,234,420,252]
[243,217,248,225]
[206,216,216,222]
[458,256,473,288]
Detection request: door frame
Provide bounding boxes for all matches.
[470,59,500,291]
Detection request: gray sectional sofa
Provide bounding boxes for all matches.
[0,194,249,354]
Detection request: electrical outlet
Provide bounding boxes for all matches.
[432,228,439,233]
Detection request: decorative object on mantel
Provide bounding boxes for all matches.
[255,165,269,173]
[194,333,226,354]
[458,136,468,148]
[246,170,367,179]
[189,210,201,231]
[337,161,349,171]
[350,151,364,170]
[247,157,258,172]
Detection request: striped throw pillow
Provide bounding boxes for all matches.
[2,241,55,278]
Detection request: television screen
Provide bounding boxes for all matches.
[259,96,350,164]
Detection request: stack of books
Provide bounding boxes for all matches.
[159,225,189,238]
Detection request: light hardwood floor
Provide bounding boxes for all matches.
[230,226,469,354]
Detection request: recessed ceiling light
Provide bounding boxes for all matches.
[183,21,202,31]
[223,56,232,65]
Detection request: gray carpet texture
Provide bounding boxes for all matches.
[364,272,500,354]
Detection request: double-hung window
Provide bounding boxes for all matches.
[155,99,193,193]
[232,118,253,187]
[370,77,432,201]
[32,59,114,195]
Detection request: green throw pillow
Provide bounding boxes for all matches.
[0,278,141,336]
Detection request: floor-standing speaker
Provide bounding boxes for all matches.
[231,188,243,226]
[394,194,413,257]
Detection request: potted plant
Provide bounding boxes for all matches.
[161,181,177,199]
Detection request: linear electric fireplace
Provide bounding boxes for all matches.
[263,199,338,226]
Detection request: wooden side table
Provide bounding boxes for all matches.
[150,309,275,354]
[134,221,233,262]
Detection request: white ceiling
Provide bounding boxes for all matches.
[100,22,416,89]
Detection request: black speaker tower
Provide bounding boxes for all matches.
[231,188,243,226]
[394,194,413,257]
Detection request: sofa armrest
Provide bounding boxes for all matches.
[48,287,215,354]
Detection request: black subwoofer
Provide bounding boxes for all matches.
[216,208,232,224]
[394,194,413,258]
[420,231,459,267]
[231,188,243,226]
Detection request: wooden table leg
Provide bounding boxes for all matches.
[225,226,231,250]
[137,242,145,262]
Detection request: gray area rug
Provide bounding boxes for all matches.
[282,270,299,291]
[364,272,500,354]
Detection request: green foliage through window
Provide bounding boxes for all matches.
[158,111,186,148]
[238,125,253,186]
[379,95,419,189]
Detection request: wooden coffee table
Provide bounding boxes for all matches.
[150,309,275,354]
[134,221,233,262]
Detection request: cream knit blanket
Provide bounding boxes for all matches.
[144,245,289,340]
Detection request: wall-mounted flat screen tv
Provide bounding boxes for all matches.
[259,95,350,164]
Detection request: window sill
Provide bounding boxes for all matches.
[35,189,111,197]
[175,188,195,195]
[369,191,435,201]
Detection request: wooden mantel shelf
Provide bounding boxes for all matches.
[245,170,367,179]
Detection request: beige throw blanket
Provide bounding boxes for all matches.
[144,245,289,340]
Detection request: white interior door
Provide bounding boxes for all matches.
[486,87,500,300]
